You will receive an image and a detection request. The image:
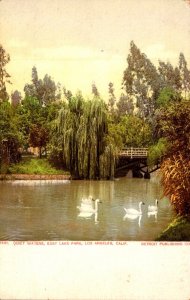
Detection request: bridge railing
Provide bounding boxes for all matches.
[120,147,148,158]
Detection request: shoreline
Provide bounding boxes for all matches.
[155,216,190,241]
[0,174,71,180]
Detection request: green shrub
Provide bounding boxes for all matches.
[156,216,190,241]
[147,138,168,166]
[8,157,69,175]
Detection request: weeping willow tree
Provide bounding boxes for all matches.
[54,93,117,179]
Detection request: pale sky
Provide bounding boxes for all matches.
[1,0,190,99]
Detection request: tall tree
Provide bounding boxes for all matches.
[54,93,117,179]
[24,66,61,105]
[24,66,38,100]
[179,52,190,99]
[11,90,22,107]
[0,44,11,102]
[156,87,182,109]
[158,61,181,92]
[0,102,21,172]
[29,123,49,158]
[63,86,72,101]
[15,95,63,155]
[116,93,134,117]
[118,115,152,147]
[108,82,116,113]
[92,82,99,97]
[122,41,160,119]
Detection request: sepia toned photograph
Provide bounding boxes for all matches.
[0,0,190,299]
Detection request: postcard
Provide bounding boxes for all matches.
[0,0,190,299]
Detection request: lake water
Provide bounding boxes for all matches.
[0,176,173,241]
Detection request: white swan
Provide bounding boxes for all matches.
[77,195,94,211]
[148,199,158,212]
[78,211,94,218]
[77,198,102,213]
[81,195,94,206]
[78,197,101,224]
[124,201,145,215]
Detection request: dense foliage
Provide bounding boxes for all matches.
[156,216,190,241]
[8,157,67,175]
[54,93,116,179]
[0,44,11,102]
[1,41,190,216]
[156,101,190,215]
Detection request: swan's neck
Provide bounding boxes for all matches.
[139,203,142,212]
[138,215,142,227]
[95,212,98,223]
[94,201,99,211]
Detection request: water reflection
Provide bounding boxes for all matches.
[78,212,99,224]
[0,177,174,241]
[11,180,70,185]
[123,214,142,227]
[148,211,158,221]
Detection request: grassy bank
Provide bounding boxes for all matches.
[156,216,190,241]
[8,157,70,175]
